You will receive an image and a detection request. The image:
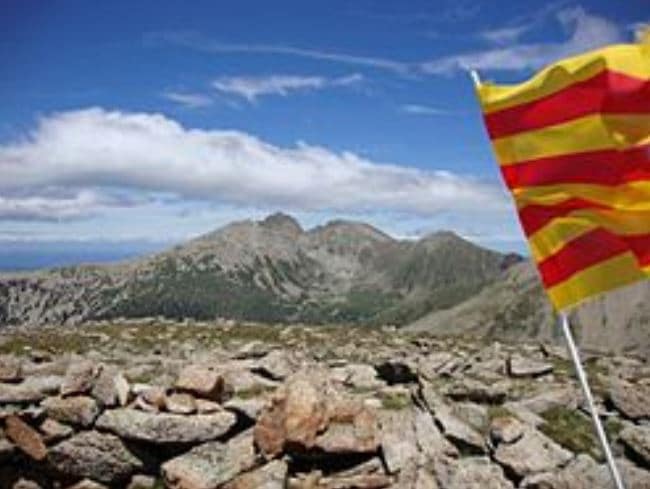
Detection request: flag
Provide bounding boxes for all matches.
[476,39,650,311]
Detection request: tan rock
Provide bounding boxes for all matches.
[489,416,525,445]
[165,393,197,414]
[91,366,130,407]
[39,417,73,444]
[139,386,167,410]
[0,355,22,383]
[609,378,650,420]
[224,460,288,489]
[61,361,99,397]
[175,365,231,402]
[41,395,99,427]
[5,415,47,461]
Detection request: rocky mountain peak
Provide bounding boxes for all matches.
[259,212,303,236]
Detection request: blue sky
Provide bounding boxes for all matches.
[0,0,647,262]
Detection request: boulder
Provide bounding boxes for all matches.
[437,457,514,489]
[41,396,99,428]
[162,432,257,489]
[165,393,198,414]
[0,383,45,404]
[5,415,47,461]
[494,428,573,478]
[253,350,296,381]
[60,361,99,397]
[223,460,287,489]
[519,387,577,414]
[444,378,507,404]
[175,365,231,402]
[619,424,650,468]
[95,408,237,444]
[0,355,23,382]
[39,417,74,444]
[489,416,525,446]
[332,364,385,391]
[508,355,553,378]
[21,375,63,396]
[91,367,130,407]
[315,401,378,454]
[138,386,167,411]
[49,431,143,485]
[520,454,650,489]
[433,404,486,454]
[609,378,650,420]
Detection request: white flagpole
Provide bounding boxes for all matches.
[559,312,626,489]
[469,68,625,488]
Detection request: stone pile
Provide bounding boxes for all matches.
[0,327,649,489]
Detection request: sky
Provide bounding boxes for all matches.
[0,0,648,267]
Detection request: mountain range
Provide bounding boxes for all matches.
[1,213,649,355]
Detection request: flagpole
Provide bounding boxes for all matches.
[559,312,626,489]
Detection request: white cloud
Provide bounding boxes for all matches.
[400,104,454,116]
[421,6,623,75]
[211,73,364,102]
[0,108,508,221]
[162,91,213,108]
[0,191,107,221]
[148,31,411,75]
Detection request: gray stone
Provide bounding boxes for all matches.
[165,393,197,414]
[619,424,650,468]
[41,396,99,427]
[0,383,45,404]
[175,365,231,402]
[494,428,573,477]
[224,460,288,489]
[20,375,63,395]
[434,404,486,454]
[436,457,514,489]
[39,417,74,443]
[60,361,99,397]
[96,408,237,443]
[254,350,296,381]
[91,367,130,407]
[508,355,553,378]
[0,355,23,382]
[49,431,143,485]
[609,378,650,420]
[162,432,257,489]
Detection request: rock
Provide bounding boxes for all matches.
[91,367,130,407]
[5,415,47,461]
[452,402,488,432]
[255,373,328,457]
[520,454,650,489]
[0,383,45,404]
[196,398,224,414]
[0,355,23,382]
[39,417,74,443]
[96,408,237,444]
[49,431,143,485]
[254,350,296,381]
[519,387,577,414]
[11,479,43,489]
[41,396,99,428]
[508,355,554,378]
[61,361,99,397]
[374,361,417,385]
[66,480,110,489]
[609,378,650,420]
[139,386,167,410]
[619,424,650,468]
[165,393,197,414]
[162,432,257,489]
[445,379,507,404]
[489,416,525,446]
[417,352,457,381]
[438,457,514,489]
[494,428,573,478]
[20,375,63,395]
[126,474,157,489]
[315,401,379,454]
[175,365,231,402]
[332,364,385,390]
[414,408,459,459]
[224,460,288,489]
[433,404,486,454]
[378,408,421,474]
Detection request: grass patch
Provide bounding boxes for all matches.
[380,391,411,410]
[540,406,601,461]
[236,384,275,400]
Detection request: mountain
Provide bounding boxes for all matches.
[0,213,517,328]
[406,260,650,356]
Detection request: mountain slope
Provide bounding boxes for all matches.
[406,261,650,355]
[0,213,516,327]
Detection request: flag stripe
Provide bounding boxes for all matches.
[478,44,650,114]
[537,228,630,288]
[627,234,650,267]
[485,70,650,139]
[493,114,650,166]
[501,145,650,189]
[547,252,644,310]
[527,209,650,262]
[518,198,606,235]
[513,180,650,211]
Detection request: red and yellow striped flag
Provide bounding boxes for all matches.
[476,39,650,311]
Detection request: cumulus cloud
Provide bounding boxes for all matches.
[0,108,507,221]
[0,191,108,221]
[162,91,213,108]
[421,6,622,74]
[211,73,363,102]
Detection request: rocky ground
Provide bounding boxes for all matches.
[0,320,649,489]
